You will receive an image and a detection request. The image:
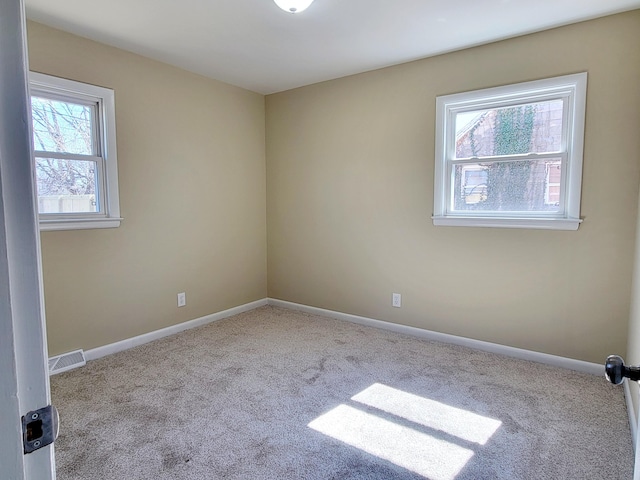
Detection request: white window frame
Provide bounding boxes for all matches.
[433,73,587,230]
[29,72,122,231]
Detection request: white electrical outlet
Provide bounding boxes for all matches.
[392,293,401,308]
[177,292,186,307]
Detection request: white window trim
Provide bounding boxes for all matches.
[433,73,587,231]
[29,72,122,231]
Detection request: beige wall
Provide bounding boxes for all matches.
[27,22,267,356]
[266,11,640,364]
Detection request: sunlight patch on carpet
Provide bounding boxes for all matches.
[352,383,502,445]
[308,383,502,479]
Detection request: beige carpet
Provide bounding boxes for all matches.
[51,306,633,479]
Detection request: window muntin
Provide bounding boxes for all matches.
[29,73,121,230]
[433,73,587,230]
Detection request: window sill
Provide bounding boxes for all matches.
[432,216,582,231]
[39,217,123,231]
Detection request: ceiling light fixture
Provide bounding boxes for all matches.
[273,0,315,14]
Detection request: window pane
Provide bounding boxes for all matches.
[35,158,98,214]
[31,96,95,155]
[455,100,564,158]
[452,159,562,212]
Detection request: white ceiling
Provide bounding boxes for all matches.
[25,0,640,95]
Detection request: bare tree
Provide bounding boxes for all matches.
[31,97,96,196]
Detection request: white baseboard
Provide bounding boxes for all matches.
[81,296,604,375]
[267,298,604,376]
[84,298,268,361]
[625,379,638,451]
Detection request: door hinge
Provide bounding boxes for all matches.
[22,405,59,454]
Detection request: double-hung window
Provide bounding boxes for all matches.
[433,73,587,230]
[29,72,121,230]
